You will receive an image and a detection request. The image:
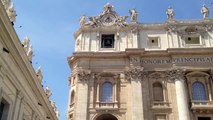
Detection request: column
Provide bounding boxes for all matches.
[75,71,90,120]
[125,67,146,120]
[169,68,190,120]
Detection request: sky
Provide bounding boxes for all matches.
[12,0,213,120]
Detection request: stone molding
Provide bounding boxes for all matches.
[148,71,169,79]
[77,71,91,82]
[167,68,186,81]
[125,67,147,81]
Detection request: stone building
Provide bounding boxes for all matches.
[67,3,213,120]
[0,1,58,120]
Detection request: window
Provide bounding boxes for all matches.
[0,98,10,120]
[148,37,160,48]
[101,82,113,102]
[185,36,200,44]
[192,82,207,100]
[153,82,164,101]
[101,34,115,48]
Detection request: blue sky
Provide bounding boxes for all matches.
[12,0,212,120]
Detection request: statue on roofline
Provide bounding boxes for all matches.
[36,66,43,83]
[27,45,33,63]
[166,6,174,20]
[80,15,86,27]
[22,36,30,53]
[129,9,138,23]
[45,86,52,99]
[6,3,17,25]
[102,3,114,14]
[1,0,11,10]
[201,4,209,19]
[51,100,57,112]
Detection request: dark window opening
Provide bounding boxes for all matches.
[198,117,211,120]
[0,98,10,120]
[101,34,115,48]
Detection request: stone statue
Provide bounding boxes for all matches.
[51,100,57,112]
[201,4,209,19]
[6,3,17,24]
[36,66,43,83]
[45,86,52,99]
[1,0,11,10]
[80,15,86,27]
[27,45,33,63]
[102,3,114,14]
[166,6,174,20]
[22,36,30,53]
[116,16,128,27]
[88,17,99,27]
[56,110,60,119]
[129,9,138,23]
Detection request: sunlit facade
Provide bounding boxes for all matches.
[67,3,213,120]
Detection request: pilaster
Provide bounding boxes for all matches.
[75,70,90,120]
[125,67,147,120]
[168,68,190,120]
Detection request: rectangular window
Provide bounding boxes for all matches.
[185,36,200,44]
[0,98,10,120]
[101,34,115,48]
[148,37,160,48]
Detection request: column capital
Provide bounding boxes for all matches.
[125,67,147,81]
[77,70,91,82]
[167,68,186,81]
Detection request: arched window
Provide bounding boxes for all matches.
[192,82,207,100]
[71,91,75,104]
[101,82,113,102]
[153,82,164,101]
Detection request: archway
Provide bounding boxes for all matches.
[96,114,118,120]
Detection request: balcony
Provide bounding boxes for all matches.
[191,100,213,113]
[151,101,171,112]
[95,102,118,110]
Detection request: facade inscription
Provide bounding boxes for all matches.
[141,56,213,64]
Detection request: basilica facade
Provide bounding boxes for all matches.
[67,3,213,120]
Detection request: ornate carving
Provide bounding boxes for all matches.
[1,0,11,10]
[125,67,147,81]
[167,68,186,81]
[82,3,128,28]
[201,4,209,19]
[166,6,174,21]
[148,71,169,79]
[78,71,91,82]
[22,36,30,53]
[130,56,140,66]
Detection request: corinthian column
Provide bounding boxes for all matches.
[168,68,190,120]
[125,67,147,120]
[75,70,90,120]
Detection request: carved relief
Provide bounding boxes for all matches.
[125,67,147,81]
[80,3,129,28]
[78,71,91,82]
[148,71,169,79]
[167,68,186,81]
[130,56,140,66]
